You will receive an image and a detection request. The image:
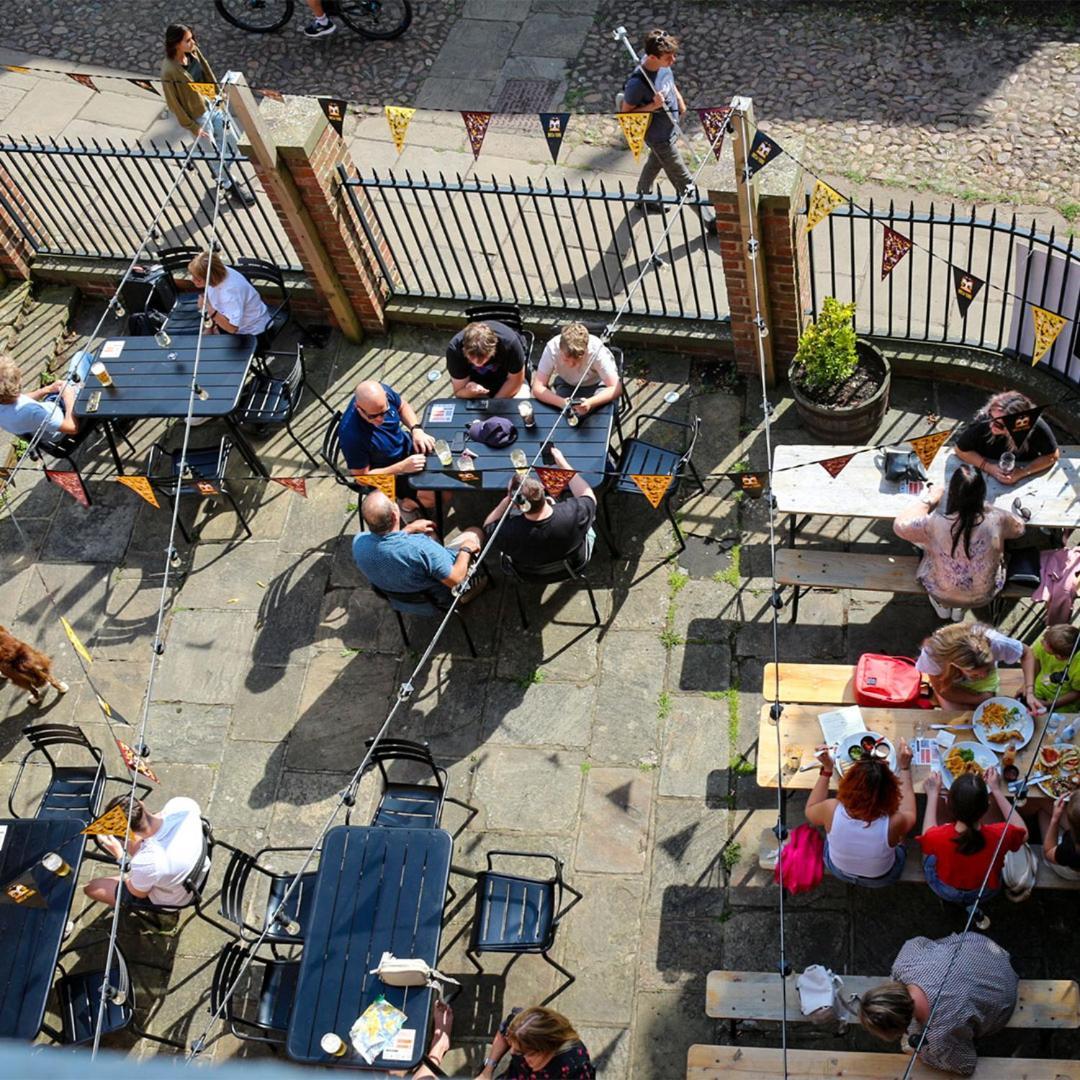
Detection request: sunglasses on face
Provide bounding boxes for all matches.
[359,404,388,420]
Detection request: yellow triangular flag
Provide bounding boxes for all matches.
[617,113,651,160]
[1030,305,1067,366]
[190,82,217,101]
[806,179,846,231]
[908,428,953,470]
[81,803,134,837]
[116,475,160,509]
[4,66,30,75]
[352,472,397,501]
[59,616,92,666]
[630,473,673,509]
[385,106,415,154]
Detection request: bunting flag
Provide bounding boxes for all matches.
[115,739,160,785]
[454,470,482,487]
[46,469,89,508]
[746,130,782,178]
[60,616,93,666]
[352,472,396,501]
[728,471,767,499]
[81,803,135,837]
[189,82,218,101]
[67,73,99,93]
[881,226,913,279]
[908,428,953,469]
[95,693,131,726]
[1002,406,1046,442]
[272,477,308,498]
[952,267,984,318]
[1030,305,1067,366]
[385,105,415,154]
[535,467,576,498]
[538,112,570,164]
[697,106,732,161]
[128,78,160,97]
[257,87,284,103]
[806,180,845,231]
[195,480,219,496]
[630,473,673,509]
[1,874,45,908]
[4,66,30,75]
[818,453,855,479]
[116,475,159,509]
[616,112,651,160]
[461,111,493,159]
[319,97,347,137]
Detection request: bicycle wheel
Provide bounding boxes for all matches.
[335,0,412,39]
[214,0,294,33]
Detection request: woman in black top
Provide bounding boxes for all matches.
[953,390,1059,486]
[478,1006,595,1079]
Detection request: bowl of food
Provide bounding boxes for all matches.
[836,731,897,774]
[972,696,1034,752]
[1036,744,1080,798]
[940,740,997,789]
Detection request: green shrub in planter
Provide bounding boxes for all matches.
[793,297,858,394]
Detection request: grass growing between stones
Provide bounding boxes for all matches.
[712,544,741,588]
[657,691,672,722]
[659,568,688,650]
[514,668,545,690]
[720,841,742,874]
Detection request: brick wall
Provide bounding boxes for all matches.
[0,161,40,280]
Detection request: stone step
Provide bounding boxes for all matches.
[7,284,79,390]
[0,279,32,355]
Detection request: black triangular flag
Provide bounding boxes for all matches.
[952,267,984,319]
[319,97,347,137]
[1002,406,1046,443]
[129,78,160,97]
[1,872,46,908]
[538,112,570,165]
[746,131,782,179]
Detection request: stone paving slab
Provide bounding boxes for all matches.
[575,766,653,874]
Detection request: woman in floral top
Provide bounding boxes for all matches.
[477,1006,595,1079]
[893,464,1024,617]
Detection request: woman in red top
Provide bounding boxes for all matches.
[918,767,1027,918]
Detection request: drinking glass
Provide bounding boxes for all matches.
[510,448,528,476]
[154,328,171,349]
[434,439,453,467]
[998,451,1015,475]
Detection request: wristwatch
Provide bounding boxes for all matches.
[483,1058,497,1069]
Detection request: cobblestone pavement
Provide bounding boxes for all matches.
[0,0,1077,213]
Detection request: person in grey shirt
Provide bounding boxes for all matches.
[858,933,1018,1075]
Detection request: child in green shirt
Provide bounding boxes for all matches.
[1033,624,1080,712]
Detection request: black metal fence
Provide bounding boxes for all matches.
[341,170,727,322]
[806,197,1080,392]
[0,136,300,270]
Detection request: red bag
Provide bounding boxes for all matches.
[854,653,931,708]
[774,824,823,895]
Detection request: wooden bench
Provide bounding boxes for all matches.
[774,548,1030,622]
[706,971,1080,1029]
[761,662,1025,707]
[687,1044,1080,1078]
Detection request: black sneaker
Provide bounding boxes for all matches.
[229,184,256,207]
[635,196,667,215]
[303,17,337,38]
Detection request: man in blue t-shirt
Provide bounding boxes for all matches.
[338,379,437,506]
[352,491,485,611]
[0,353,80,440]
[620,28,716,234]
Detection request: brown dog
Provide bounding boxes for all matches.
[0,624,69,704]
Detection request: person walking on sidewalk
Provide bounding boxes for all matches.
[619,28,716,235]
[303,1,337,37]
[160,23,254,205]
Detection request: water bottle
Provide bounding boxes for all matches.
[1046,712,1064,741]
[1061,720,1077,744]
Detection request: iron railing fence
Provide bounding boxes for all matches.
[341,169,728,322]
[806,197,1080,393]
[0,136,300,270]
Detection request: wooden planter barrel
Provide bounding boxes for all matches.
[790,340,891,443]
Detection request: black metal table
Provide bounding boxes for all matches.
[286,826,452,1071]
[0,816,87,1040]
[72,334,268,477]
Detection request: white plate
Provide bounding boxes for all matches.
[836,731,897,774]
[1035,743,1080,799]
[972,696,1034,752]
[939,740,998,789]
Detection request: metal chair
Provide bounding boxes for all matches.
[603,413,705,554]
[357,737,449,830]
[464,303,535,379]
[499,549,601,630]
[235,257,291,357]
[7,723,146,824]
[209,941,299,1047]
[465,850,583,1006]
[32,419,134,504]
[216,842,317,949]
[146,437,252,544]
[42,942,184,1049]
[370,581,480,658]
[140,248,203,336]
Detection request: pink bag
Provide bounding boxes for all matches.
[774,824,824,895]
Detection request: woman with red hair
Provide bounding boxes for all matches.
[806,741,917,887]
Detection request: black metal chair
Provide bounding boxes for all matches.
[607,343,634,424]
[235,344,333,468]
[235,257,291,357]
[370,581,480,658]
[146,437,252,544]
[42,942,184,1049]
[603,413,705,554]
[464,302,535,380]
[31,418,134,504]
[499,549,601,630]
[216,842,318,949]
[209,941,299,1047]
[140,249,203,336]
[357,738,449,830]
[7,723,146,823]
[465,850,583,1006]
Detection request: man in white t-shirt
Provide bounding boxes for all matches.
[187,251,271,337]
[531,322,622,421]
[84,794,208,908]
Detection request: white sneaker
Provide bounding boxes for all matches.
[303,17,336,38]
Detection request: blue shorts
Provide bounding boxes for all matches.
[824,839,906,888]
[923,854,1000,908]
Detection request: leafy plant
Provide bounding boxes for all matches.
[668,569,689,596]
[720,841,742,873]
[514,668,545,690]
[659,627,683,650]
[793,296,858,393]
[712,545,741,588]
[657,691,672,722]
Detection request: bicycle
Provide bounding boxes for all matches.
[214,0,412,39]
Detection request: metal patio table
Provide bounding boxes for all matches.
[286,826,453,1071]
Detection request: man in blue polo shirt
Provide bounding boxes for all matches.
[338,379,436,506]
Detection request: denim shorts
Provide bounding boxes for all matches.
[824,839,906,888]
[923,854,1000,907]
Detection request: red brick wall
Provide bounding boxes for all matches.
[0,162,40,280]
